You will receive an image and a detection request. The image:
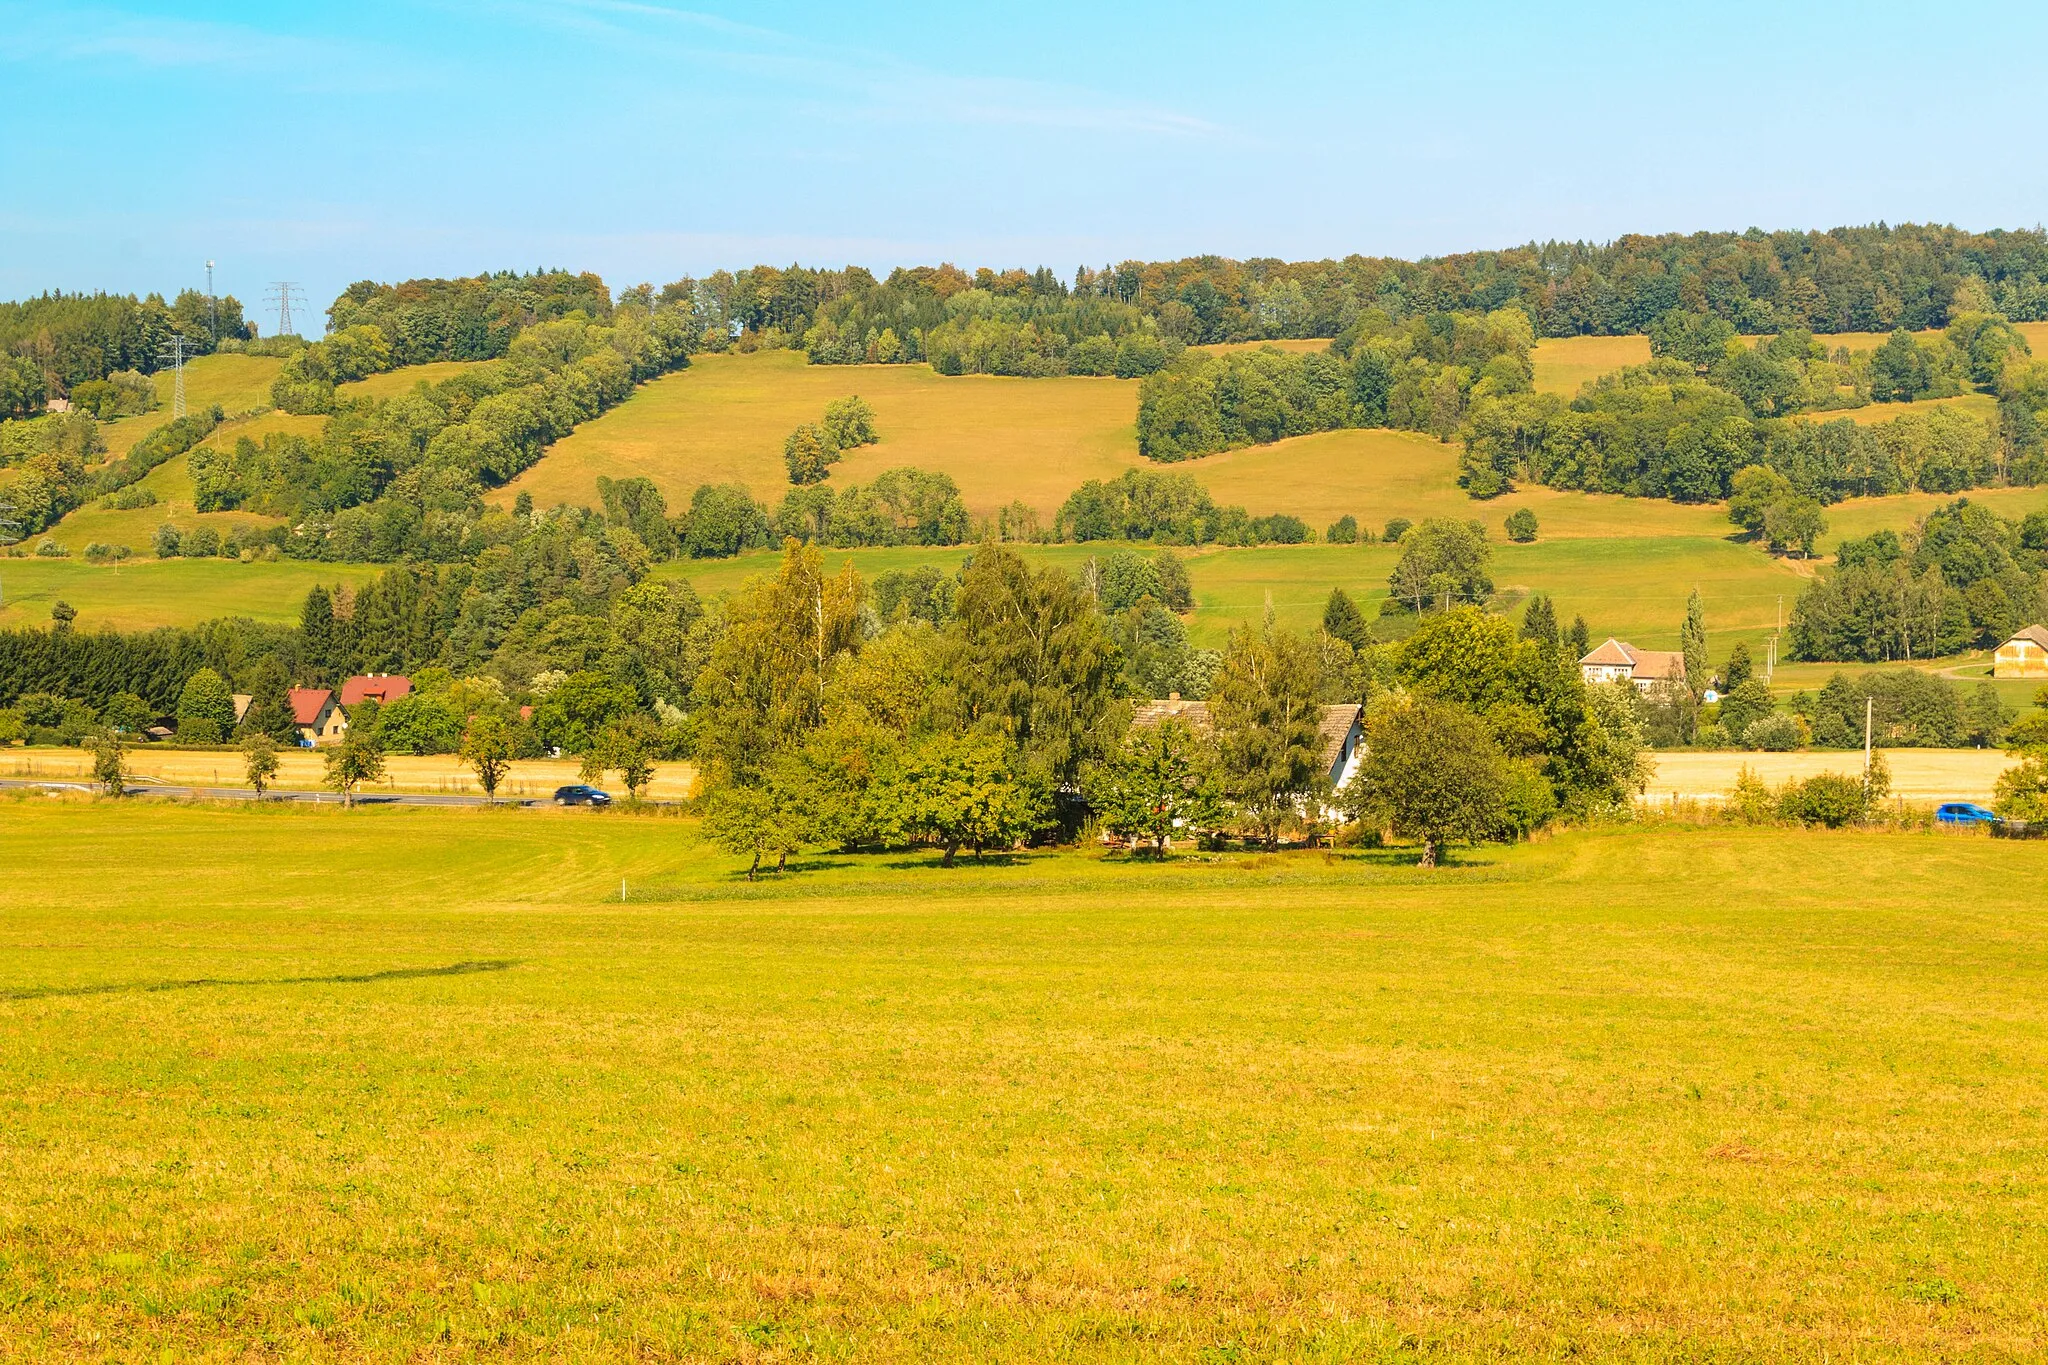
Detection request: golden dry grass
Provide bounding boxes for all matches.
[1188,426,1732,539]
[497,350,1142,519]
[1831,392,1998,426]
[1,747,697,800]
[335,360,487,401]
[1529,334,1651,395]
[1191,338,1330,356]
[1646,748,2016,803]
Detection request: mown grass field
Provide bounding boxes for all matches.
[1,747,696,800]
[4,800,2048,1360]
[1645,747,2014,802]
[497,350,1142,520]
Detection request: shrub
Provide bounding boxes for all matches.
[82,542,129,563]
[100,485,157,510]
[1744,712,1803,751]
[180,525,222,558]
[1778,771,1868,827]
[1383,517,1412,543]
[1504,507,1538,542]
[153,524,182,558]
[1325,514,1359,545]
[34,538,67,557]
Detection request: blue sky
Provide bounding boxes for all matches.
[3,1,2045,330]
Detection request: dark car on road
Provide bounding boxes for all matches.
[553,784,612,808]
[1935,801,2000,826]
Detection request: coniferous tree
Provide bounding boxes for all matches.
[1519,594,1559,649]
[1681,589,1709,700]
[1321,588,1372,651]
[1568,615,1591,660]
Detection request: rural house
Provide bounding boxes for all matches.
[1994,625,2048,679]
[1578,638,1688,691]
[340,673,413,706]
[231,693,253,727]
[289,688,347,747]
[1130,696,1366,790]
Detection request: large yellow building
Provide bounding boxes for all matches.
[1994,625,2048,679]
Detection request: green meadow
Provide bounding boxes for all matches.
[4,798,2047,1360]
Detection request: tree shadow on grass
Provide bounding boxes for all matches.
[1,959,518,1002]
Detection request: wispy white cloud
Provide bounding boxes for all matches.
[0,4,423,92]
[487,0,1231,140]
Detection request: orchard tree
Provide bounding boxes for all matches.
[1086,718,1222,855]
[242,733,280,798]
[897,732,1040,865]
[460,713,514,802]
[1344,696,1505,868]
[323,731,386,808]
[1209,625,1328,847]
[85,728,127,797]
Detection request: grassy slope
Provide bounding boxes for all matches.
[47,411,325,554]
[95,354,285,457]
[0,558,374,631]
[335,360,485,400]
[4,802,2047,1360]
[498,350,1143,520]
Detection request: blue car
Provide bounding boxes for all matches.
[553,784,612,808]
[1935,802,2000,826]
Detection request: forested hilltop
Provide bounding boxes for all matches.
[634,223,2048,375]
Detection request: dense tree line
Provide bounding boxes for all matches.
[1458,308,2046,504]
[0,289,251,398]
[187,308,694,561]
[625,226,2048,368]
[323,270,614,363]
[1788,500,2048,660]
[1137,308,1534,461]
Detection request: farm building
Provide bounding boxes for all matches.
[1130,696,1365,790]
[289,688,347,747]
[1579,639,1687,691]
[1994,625,2048,679]
[340,673,412,706]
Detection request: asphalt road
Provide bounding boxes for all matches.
[0,777,535,807]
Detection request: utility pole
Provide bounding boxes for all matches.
[205,260,217,343]
[266,281,306,338]
[1864,696,1874,781]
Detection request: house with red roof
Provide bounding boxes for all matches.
[339,673,412,707]
[1578,638,1687,692]
[289,688,347,747]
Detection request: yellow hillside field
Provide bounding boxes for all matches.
[495,350,1143,519]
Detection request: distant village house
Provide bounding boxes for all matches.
[1130,696,1366,791]
[340,673,413,707]
[1578,639,1687,691]
[290,688,347,747]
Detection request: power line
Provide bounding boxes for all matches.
[265,281,307,338]
[158,333,198,419]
